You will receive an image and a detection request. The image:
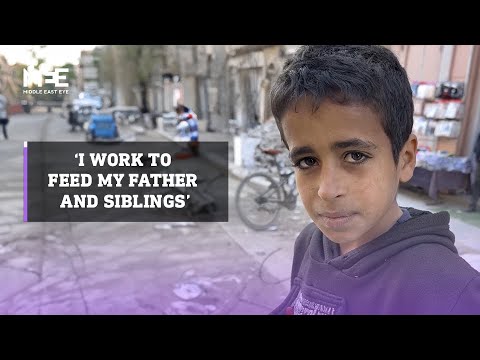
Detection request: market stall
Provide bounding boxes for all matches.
[405,151,472,203]
[403,80,472,202]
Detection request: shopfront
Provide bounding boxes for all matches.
[389,45,480,202]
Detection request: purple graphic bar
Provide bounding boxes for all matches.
[23,141,27,222]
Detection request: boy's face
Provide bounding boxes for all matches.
[282,98,416,254]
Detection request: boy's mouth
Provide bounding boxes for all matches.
[318,211,356,230]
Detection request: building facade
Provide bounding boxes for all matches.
[389,45,479,156]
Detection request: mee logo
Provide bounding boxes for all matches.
[23,68,69,88]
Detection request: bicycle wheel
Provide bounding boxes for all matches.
[235,173,283,230]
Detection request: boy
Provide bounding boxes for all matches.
[175,104,199,156]
[269,45,480,315]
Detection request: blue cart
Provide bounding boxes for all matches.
[86,113,120,142]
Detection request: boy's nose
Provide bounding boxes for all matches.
[317,165,345,201]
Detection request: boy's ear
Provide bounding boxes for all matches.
[399,134,418,183]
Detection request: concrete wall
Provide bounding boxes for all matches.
[181,75,196,111]
[390,45,471,83]
[450,45,472,82]
[403,45,443,82]
[111,46,136,106]
[458,46,480,156]
[227,47,269,130]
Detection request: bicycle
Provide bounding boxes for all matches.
[235,147,298,230]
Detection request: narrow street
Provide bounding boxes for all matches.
[0,110,311,314]
[2,109,480,314]
[2,45,480,316]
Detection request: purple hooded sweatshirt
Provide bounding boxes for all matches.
[271,208,480,315]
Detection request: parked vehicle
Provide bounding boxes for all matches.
[86,113,120,142]
[107,106,142,125]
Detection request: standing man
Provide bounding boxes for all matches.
[0,92,9,140]
[467,132,480,212]
[175,104,199,156]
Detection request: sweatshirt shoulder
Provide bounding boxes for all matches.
[450,274,480,314]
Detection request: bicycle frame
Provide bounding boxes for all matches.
[235,151,299,230]
[265,155,298,209]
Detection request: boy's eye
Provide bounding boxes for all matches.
[345,152,369,163]
[294,157,317,169]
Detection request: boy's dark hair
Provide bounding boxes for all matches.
[270,45,413,165]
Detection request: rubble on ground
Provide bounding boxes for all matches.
[245,120,290,169]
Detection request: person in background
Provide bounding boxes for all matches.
[66,103,78,132]
[175,105,198,122]
[175,104,199,156]
[0,92,9,140]
[466,132,480,212]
